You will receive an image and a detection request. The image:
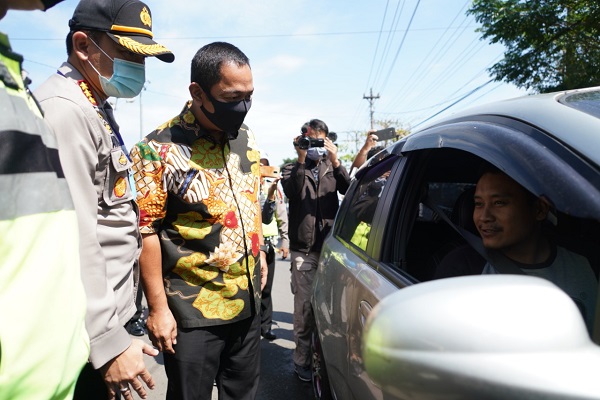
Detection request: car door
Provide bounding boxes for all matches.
[351,114,600,399]
[315,153,407,400]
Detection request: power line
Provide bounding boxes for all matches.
[384,1,472,110]
[412,79,494,129]
[9,26,478,42]
[363,0,391,94]
[370,0,407,91]
[378,0,422,91]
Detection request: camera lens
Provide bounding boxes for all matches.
[298,136,310,149]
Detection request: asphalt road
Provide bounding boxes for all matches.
[139,256,313,400]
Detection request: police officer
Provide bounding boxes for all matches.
[34,0,174,398]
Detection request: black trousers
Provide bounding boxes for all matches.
[164,313,261,400]
[260,240,276,334]
[73,362,109,400]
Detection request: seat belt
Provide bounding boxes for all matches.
[422,196,525,275]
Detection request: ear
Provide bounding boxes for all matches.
[534,197,551,221]
[72,31,91,62]
[189,82,203,103]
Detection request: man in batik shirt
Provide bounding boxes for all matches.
[130,42,267,400]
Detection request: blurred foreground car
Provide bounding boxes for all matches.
[311,87,600,399]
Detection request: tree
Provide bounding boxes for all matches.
[281,157,297,166]
[469,0,600,92]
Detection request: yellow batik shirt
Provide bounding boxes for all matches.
[130,102,262,327]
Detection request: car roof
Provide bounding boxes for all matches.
[418,86,600,167]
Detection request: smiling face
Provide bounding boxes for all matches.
[473,172,548,260]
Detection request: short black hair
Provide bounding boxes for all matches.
[191,42,250,92]
[476,161,537,205]
[367,145,384,159]
[308,119,328,136]
[300,122,309,135]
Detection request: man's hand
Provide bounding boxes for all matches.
[293,135,307,163]
[260,250,268,290]
[279,247,289,260]
[267,178,280,200]
[146,308,178,354]
[324,137,340,168]
[101,339,158,400]
[361,131,378,152]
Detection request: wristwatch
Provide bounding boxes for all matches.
[259,244,269,253]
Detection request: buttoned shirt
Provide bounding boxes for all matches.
[130,102,263,327]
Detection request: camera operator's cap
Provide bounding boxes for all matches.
[69,0,174,63]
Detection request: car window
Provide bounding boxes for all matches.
[392,147,599,336]
[336,157,396,253]
[560,89,600,119]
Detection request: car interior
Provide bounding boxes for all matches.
[401,148,600,282]
[382,147,599,337]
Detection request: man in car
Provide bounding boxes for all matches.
[281,118,351,381]
[435,165,597,330]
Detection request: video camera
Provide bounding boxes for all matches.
[296,136,325,150]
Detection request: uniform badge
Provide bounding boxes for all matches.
[140,7,152,27]
[118,152,128,166]
[114,176,127,198]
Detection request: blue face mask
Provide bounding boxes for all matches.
[88,39,145,98]
[307,147,328,161]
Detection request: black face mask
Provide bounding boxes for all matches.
[41,0,64,10]
[200,87,252,140]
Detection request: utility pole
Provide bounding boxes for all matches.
[363,88,380,129]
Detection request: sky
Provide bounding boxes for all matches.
[2,0,529,167]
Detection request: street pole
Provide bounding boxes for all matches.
[363,88,380,129]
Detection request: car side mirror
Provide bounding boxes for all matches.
[363,275,600,399]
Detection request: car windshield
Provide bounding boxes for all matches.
[560,89,600,120]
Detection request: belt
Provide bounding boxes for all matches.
[264,236,274,244]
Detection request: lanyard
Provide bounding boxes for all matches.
[57,71,131,161]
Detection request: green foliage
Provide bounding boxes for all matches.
[281,157,297,166]
[469,0,600,92]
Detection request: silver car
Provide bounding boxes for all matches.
[311,87,600,399]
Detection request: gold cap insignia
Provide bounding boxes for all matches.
[140,7,152,28]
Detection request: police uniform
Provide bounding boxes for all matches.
[36,62,141,369]
[33,1,174,389]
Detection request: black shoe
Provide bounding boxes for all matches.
[126,318,145,336]
[294,363,311,382]
[261,330,276,341]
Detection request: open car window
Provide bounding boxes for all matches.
[394,146,600,337]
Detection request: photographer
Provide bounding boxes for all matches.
[281,119,350,381]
